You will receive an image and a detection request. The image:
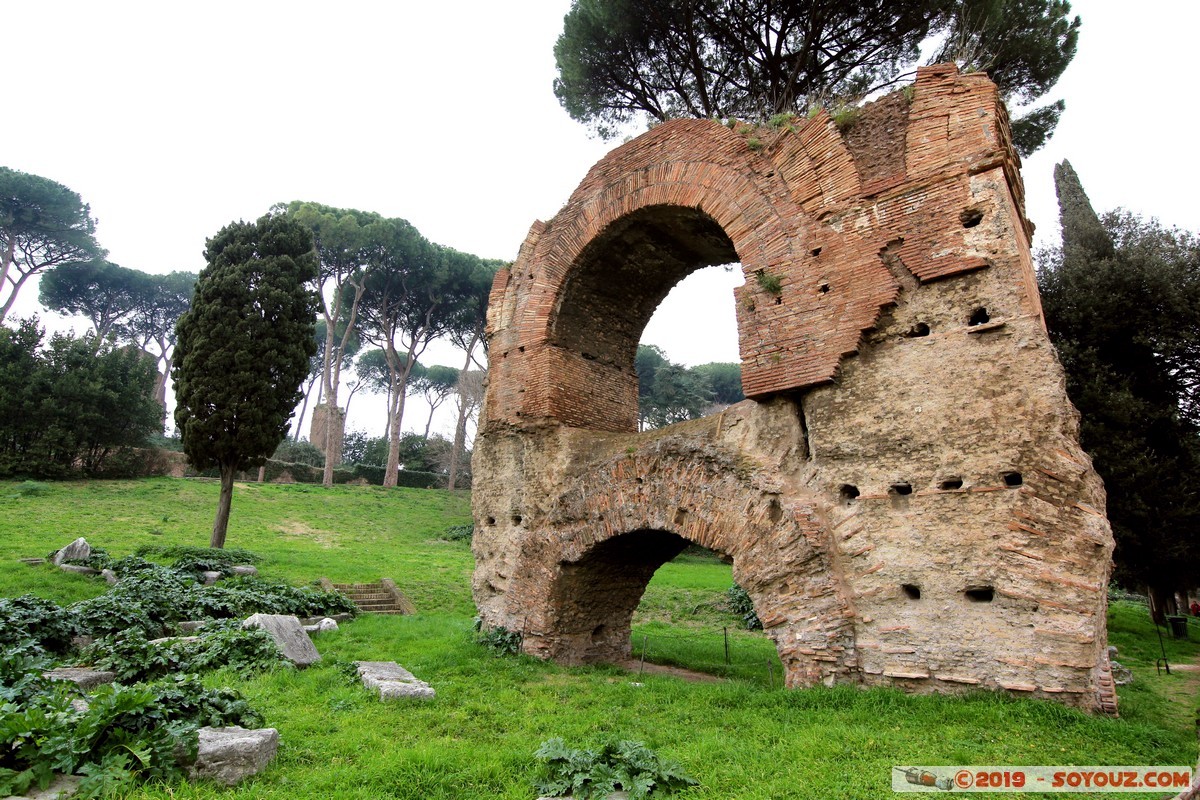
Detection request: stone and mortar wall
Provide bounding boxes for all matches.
[473,65,1116,711]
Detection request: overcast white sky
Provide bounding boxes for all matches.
[5,0,1197,439]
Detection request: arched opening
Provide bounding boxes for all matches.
[548,205,741,433]
[550,530,780,682]
[638,266,745,429]
[550,529,690,664]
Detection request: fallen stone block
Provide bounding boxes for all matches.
[242,613,320,666]
[18,557,46,566]
[52,538,90,566]
[2,773,83,799]
[186,726,279,786]
[231,565,258,577]
[302,618,339,635]
[100,568,118,585]
[356,661,434,700]
[58,564,99,576]
[201,570,222,585]
[299,612,352,626]
[42,667,115,691]
[149,635,201,646]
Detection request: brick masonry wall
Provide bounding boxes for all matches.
[473,65,1116,712]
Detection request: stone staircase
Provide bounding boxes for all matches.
[322,578,415,616]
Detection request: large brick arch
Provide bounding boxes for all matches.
[474,66,1118,712]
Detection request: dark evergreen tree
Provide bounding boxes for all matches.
[554,0,1077,153]
[39,263,195,415]
[1039,160,1200,622]
[692,361,744,405]
[635,344,713,430]
[173,214,319,548]
[0,319,159,477]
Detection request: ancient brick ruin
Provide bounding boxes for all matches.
[472,66,1117,712]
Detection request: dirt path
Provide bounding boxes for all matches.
[616,660,725,683]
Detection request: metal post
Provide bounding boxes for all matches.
[724,626,730,665]
[638,635,649,677]
[1155,619,1171,675]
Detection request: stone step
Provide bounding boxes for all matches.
[323,578,416,615]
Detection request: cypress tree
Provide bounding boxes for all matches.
[1040,161,1200,622]
[173,214,319,548]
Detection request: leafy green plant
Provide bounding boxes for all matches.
[726,584,762,630]
[84,631,176,683]
[193,575,357,619]
[69,560,355,641]
[71,567,193,638]
[745,136,763,151]
[0,594,79,654]
[134,544,263,565]
[767,112,796,130]
[755,270,783,296]
[172,621,289,678]
[0,642,57,706]
[169,554,239,579]
[831,104,860,130]
[442,524,473,542]
[9,481,50,498]
[0,656,264,799]
[533,737,697,799]
[87,621,290,684]
[105,554,158,576]
[146,673,264,730]
[474,621,522,655]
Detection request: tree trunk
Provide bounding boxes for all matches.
[384,388,406,488]
[1148,585,1178,626]
[381,339,416,488]
[383,384,393,441]
[151,366,170,428]
[294,373,319,441]
[447,401,469,491]
[0,238,16,323]
[447,330,480,490]
[211,462,236,548]
[320,404,343,489]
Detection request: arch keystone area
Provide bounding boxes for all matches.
[473,65,1117,713]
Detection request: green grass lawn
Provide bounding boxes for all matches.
[1,478,1197,799]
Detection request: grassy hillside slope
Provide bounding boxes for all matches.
[1,479,1196,799]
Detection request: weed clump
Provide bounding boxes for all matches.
[441,524,473,542]
[474,619,523,655]
[533,737,697,799]
[726,583,762,630]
